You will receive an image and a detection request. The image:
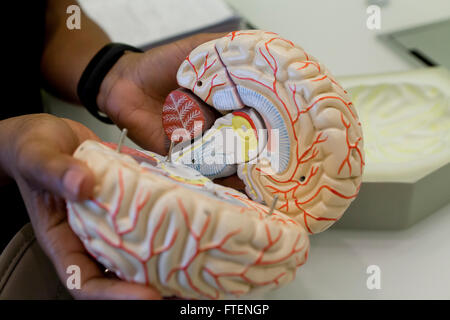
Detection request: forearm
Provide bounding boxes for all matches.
[41,0,110,103]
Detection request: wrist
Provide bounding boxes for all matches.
[96,51,142,114]
[77,43,143,124]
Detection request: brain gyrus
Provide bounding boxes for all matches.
[166,30,365,233]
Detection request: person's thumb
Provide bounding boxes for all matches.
[16,141,95,201]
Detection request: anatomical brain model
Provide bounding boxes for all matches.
[67,30,364,299]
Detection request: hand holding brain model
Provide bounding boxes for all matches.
[67,30,364,299]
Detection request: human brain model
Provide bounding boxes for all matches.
[67,140,309,299]
[163,30,365,233]
[68,30,364,299]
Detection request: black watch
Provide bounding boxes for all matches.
[77,43,143,124]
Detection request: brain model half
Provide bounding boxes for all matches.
[163,30,365,233]
[67,140,309,299]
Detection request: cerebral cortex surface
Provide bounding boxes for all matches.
[165,30,365,233]
[67,141,309,299]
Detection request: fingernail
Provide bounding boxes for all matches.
[63,168,85,200]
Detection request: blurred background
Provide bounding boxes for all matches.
[45,0,450,299]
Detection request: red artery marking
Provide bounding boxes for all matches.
[165,198,246,299]
[338,112,365,175]
[204,74,226,102]
[297,60,321,72]
[91,198,110,212]
[312,75,328,82]
[112,169,126,233]
[329,77,348,94]
[185,52,225,103]
[308,73,348,94]
[232,110,258,138]
[297,184,360,205]
[260,33,310,59]
[89,168,180,285]
[224,192,299,226]
[186,53,218,92]
[69,204,132,281]
[204,223,306,295]
[226,31,256,40]
[266,36,295,48]
[118,189,151,235]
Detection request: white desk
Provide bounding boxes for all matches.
[225,0,450,299]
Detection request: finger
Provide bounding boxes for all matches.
[60,251,161,300]
[61,118,101,143]
[53,228,162,300]
[16,141,95,201]
[28,194,161,300]
[77,277,162,300]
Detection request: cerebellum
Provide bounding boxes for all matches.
[162,88,220,141]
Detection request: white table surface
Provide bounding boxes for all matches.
[225,0,450,299]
